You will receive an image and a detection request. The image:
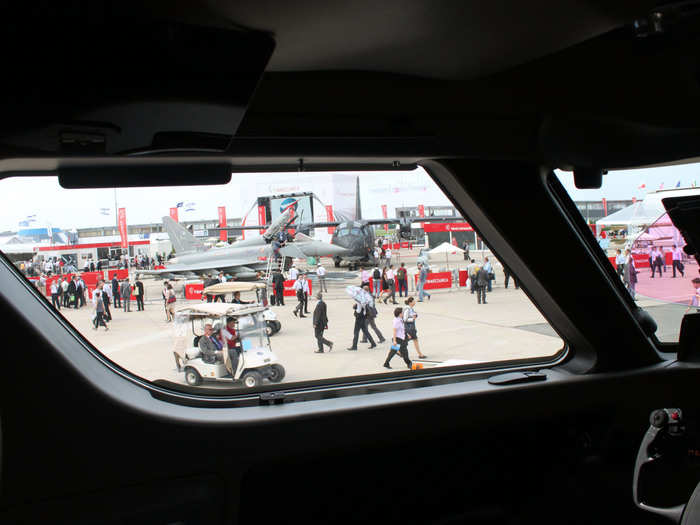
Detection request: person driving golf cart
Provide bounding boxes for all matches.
[198,323,224,364]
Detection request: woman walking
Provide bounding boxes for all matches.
[379,267,391,303]
[383,307,412,369]
[403,297,427,359]
[165,283,177,322]
[92,289,109,331]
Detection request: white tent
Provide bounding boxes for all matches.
[428,242,464,269]
[595,200,664,230]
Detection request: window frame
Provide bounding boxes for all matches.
[0,157,653,411]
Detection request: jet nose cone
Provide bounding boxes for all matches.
[325,244,350,256]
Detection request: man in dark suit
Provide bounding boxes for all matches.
[134,278,145,311]
[312,292,333,353]
[111,276,121,308]
[272,270,285,306]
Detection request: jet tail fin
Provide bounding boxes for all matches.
[162,216,205,254]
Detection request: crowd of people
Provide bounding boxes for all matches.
[89,276,146,330]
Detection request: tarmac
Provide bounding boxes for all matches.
[57,249,564,388]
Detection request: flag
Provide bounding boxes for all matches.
[176,202,184,208]
[676,180,681,188]
[638,183,646,189]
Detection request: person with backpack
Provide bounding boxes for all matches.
[372,266,382,298]
[396,263,408,297]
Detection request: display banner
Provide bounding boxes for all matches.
[218,206,227,242]
[326,205,335,234]
[118,208,128,250]
[258,205,267,234]
[169,207,179,222]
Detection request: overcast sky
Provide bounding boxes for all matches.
[2,163,697,232]
[555,163,699,201]
[0,168,449,232]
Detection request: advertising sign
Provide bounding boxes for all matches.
[185,282,204,300]
[414,271,452,290]
[118,208,128,250]
[257,205,267,234]
[218,206,227,242]
[422,222,473,233]
[270,194,313,225]
[381,204,388,231]
[169,207,179,222]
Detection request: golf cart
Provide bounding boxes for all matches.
[172,302,285,388]
[202,281,282,336]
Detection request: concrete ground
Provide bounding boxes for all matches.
[57,251,563,388]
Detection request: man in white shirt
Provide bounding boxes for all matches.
[483,257,494,292]
[292,274,307,318]
[61,277,70,307]
[373,247,380,262]
[672,244,685,278]
[44,260,53,275]
[50,280,60,310]
[385,248,392,267]
[289,264,299,281]
[316,265,327,292]
[615,249,626,278]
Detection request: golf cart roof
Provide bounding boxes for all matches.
[202,281,267,295]
[174,302,266,318]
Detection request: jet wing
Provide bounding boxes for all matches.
[137,258,258,276]
[363,216,462,226]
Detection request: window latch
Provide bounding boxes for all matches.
[488,371,547,386]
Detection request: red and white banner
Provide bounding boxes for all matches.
[218,206,227,242]
[258,205,267,234]
[381,204,388,231]
[118,208,128,250]
[282,279,312,297]
[602,198,608,216]
[414,271,452,290]
[422,222,473,233]
[169,207,179,222]
[325,205,335,234]
[418,204,425,228]
[185,282,204,300]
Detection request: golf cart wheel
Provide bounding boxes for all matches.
[241,370,263,388]
[272,320,282,334]
[184,367,202,386]
[269,364,286,383]
[265,321,275,336]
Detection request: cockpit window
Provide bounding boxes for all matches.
[1,168,563,394]
[555,167,699,342]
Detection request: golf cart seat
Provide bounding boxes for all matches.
[185,347,202,359]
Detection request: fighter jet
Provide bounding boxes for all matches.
[137,208,349,280]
